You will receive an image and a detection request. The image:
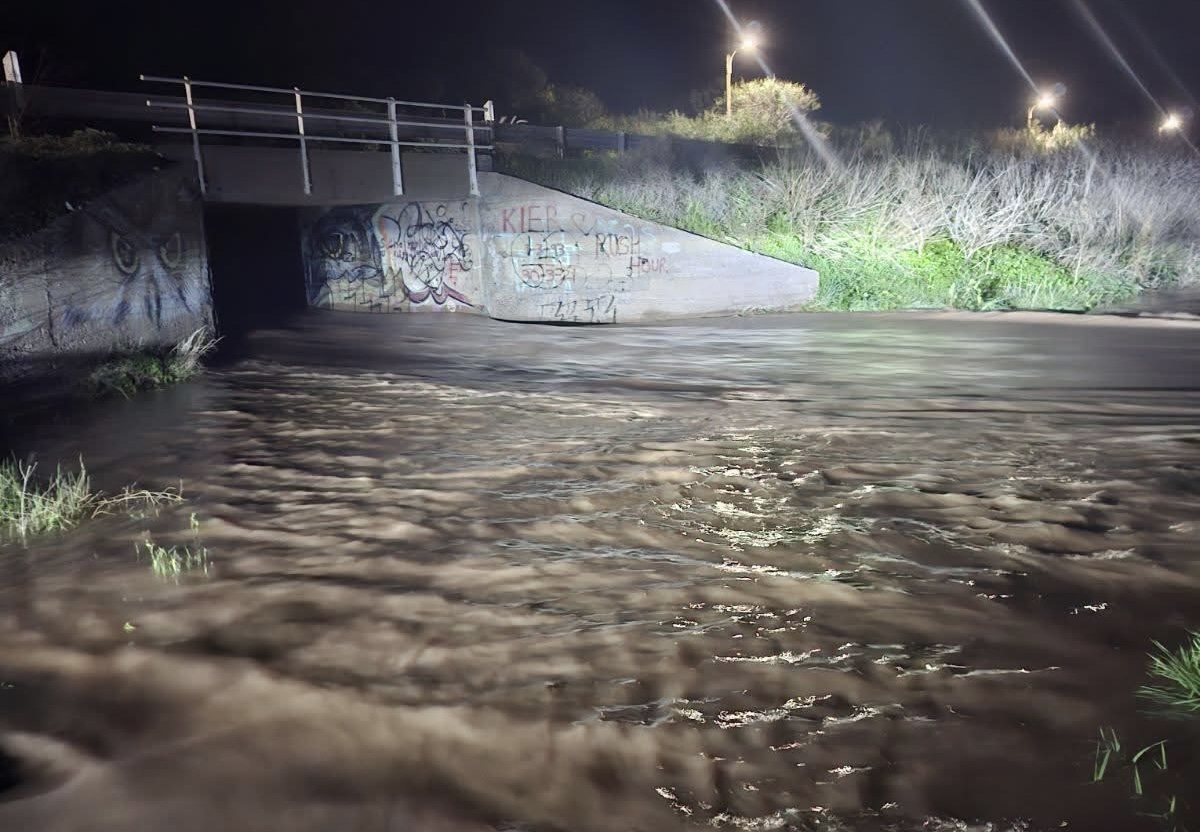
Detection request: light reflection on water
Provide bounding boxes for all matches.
[2,311,1200,831]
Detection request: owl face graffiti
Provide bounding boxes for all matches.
[103,225,195,326]
[60,176,210,331]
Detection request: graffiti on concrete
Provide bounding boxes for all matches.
[61,176,210,330]
[538,294,618,324]
[305,206,384,306]
[377,203,472,305]
[1,170,213,379]
[304,202,473,311]
[505,231,576,290]
[493,202,676,323]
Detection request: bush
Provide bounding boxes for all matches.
[88,328,218,399]
[593,79,821,146]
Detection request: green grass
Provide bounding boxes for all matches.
[89,327,218,399]
[1090,636,1200,831]
[1140,633,1200,717]
[1093,728,1187,831]
[135,535,208,582]
[0,458,181,541]
[0,459,94,539]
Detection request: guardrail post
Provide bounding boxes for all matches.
[182,76,208,196]
[464,103,480,197]
[294,87,313,196]
[616,131,626,155]
[556,125,566,159]
[387,97,404,196]
[3,51,24,139]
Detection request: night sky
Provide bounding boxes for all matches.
[6,0,1199,129]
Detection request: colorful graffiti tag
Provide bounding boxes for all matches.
[304,202,474,311]
[491,202,677,324]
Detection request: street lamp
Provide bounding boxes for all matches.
[1160,112,1183,134]
[1027,91,1058,127]
[726,33,760,118]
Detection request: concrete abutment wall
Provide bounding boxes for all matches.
[0,166,214,386]
[297,170,818,323]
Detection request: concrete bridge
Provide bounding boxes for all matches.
[1,73,818,384]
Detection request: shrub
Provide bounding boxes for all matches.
[89,328,218,399]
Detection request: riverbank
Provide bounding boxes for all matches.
[499,135,1200,313]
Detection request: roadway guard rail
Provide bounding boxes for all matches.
[139,75,495,198]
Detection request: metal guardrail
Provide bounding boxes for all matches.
[2,78,778,186]
[140,75,496,198]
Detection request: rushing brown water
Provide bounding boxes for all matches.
[3,310,1200,832]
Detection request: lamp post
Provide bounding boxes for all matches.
[1027,91,1058,128]
[726,33,760,118]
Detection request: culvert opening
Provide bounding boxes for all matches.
[202,203,308,350]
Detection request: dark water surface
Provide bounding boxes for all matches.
[3,310,1200,831]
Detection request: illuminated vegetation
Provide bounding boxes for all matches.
[1091,635,1200,831]
[89,327,218,399]
[500,130,1197,312]
[0,458,180,541]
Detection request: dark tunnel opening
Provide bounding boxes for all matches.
[202,204,308,354]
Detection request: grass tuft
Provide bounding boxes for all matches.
[0,459,93,539]
[135,535,208,582]
[89,327,219,399]
[1140,633,1200,717]
[0,458,181,541]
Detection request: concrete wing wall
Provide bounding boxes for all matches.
[1,167,213,383]
[477,172,818,323]
[293,169,818,323]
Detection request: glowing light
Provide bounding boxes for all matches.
[711,0,841,169]
[1034,92,1057,111]
[1161,112,1183,133]
[740,33,759,52]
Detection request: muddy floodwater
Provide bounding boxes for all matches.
[2,311,1200,832]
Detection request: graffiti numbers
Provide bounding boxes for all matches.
[539,294,617,324]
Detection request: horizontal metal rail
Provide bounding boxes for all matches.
[142,74,494,197]
[140,74,488,112]
[148,99,492,134]
[151,124,494,150]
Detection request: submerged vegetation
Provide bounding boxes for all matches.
[499,124,1197,312]
[136,535,209,582]
[89,327,219,399]
[136,512,209,582]
[0,458,180,541]
[1093,634,1200,830]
